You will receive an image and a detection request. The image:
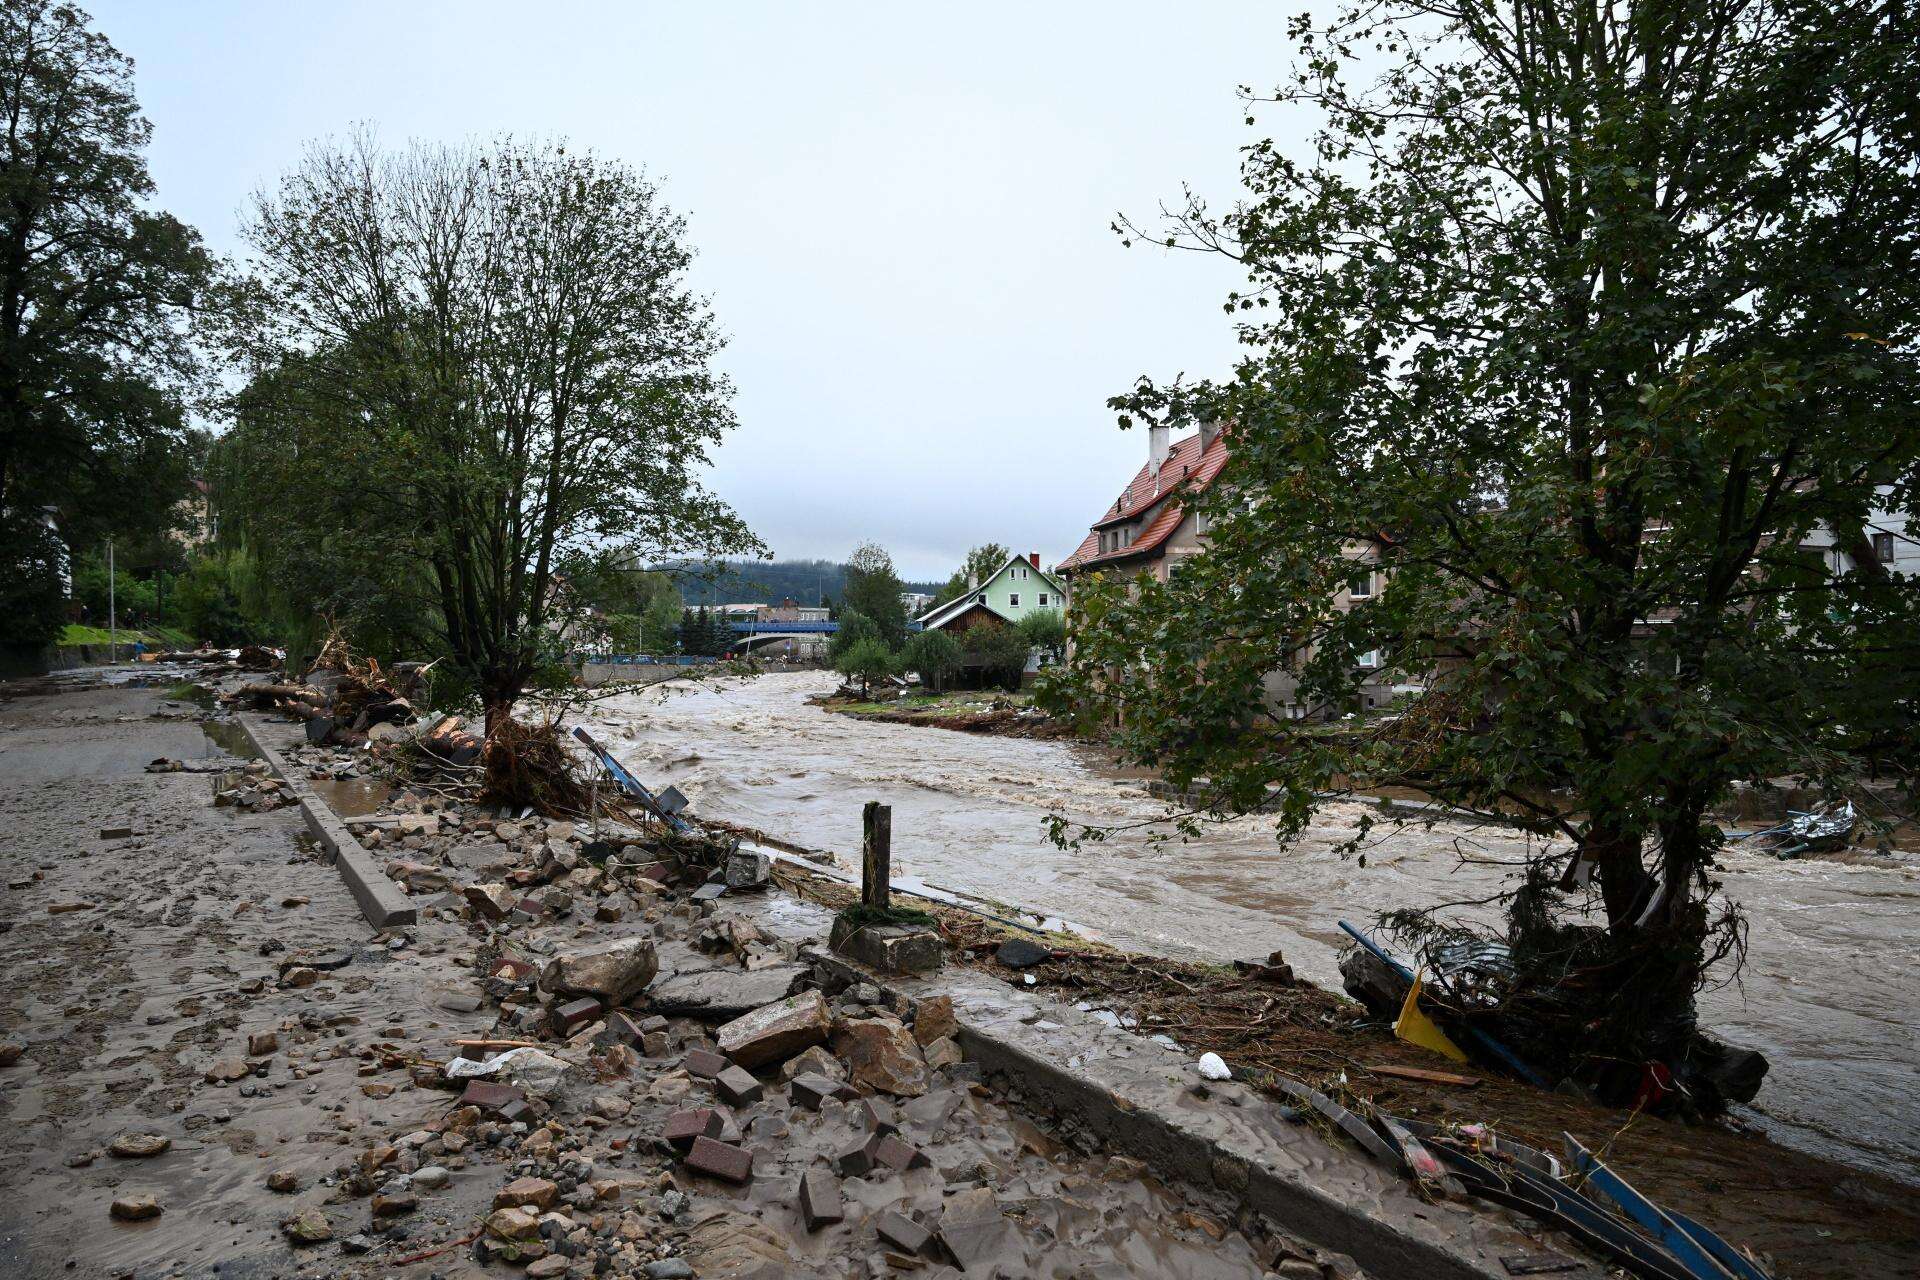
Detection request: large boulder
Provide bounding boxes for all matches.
[833,1017,929,1097]
[715,991,831,1070]
[541,938,659,1006]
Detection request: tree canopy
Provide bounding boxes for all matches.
[0,1,211,650]
[226,133,762,721]
[843,541,908,648]
[941,542,1009,605]
[1049,0,1920,1079]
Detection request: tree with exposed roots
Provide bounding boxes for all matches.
[1046,0,1919,1092]
[228,133,762,726]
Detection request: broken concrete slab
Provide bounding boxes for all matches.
[647,963,807,1019]
[714,989,831,1069]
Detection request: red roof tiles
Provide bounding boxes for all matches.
[1059,429,1227,571]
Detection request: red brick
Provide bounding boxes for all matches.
[876,1209,932,1255]
[872,1134,929,1173]
[714,1064,764,1106]
[685,1135,753,1184]
[789,1073,857,1111]
[595,1009,647,1049]
[797,1168,843,1232]
[834,1132,882,1177]
[662,1108,725,1151]
[856,1097,899,1135]
[684,1048,728,1079]
[553,997,604,1034]
[459,1080,528,1116]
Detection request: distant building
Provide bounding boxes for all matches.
[1057,422,1410,717]
[916,552,1067,633]
[899,591,935,617]
[763,597,829,623]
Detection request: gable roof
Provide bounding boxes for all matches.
[1058,429,1228,571]
[914,552,1068,629]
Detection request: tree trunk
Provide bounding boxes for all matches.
[481,668,522,737]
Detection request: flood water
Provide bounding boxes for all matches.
[583,671,1920,1185]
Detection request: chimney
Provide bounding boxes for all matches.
[1028,552,1039,568]
[1199,418,1222,451]
[1148,423,1171,483]
[967,570,979,591]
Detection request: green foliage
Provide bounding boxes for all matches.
[828,610,881,661]
[836,903,936,929]
[843,542,907,648]
[834,636,896,697]
[173,551,254,645]
[226,133,764,721]
[962,623,1030,690]
[1054,0,1920,1044]
[941,543,1009,605]
[0,510,67,652]
[1015,609,1066,664]
[900,627,962,689]
[70,550,155,622]
[641,591,682,653]
[0,1,211,633]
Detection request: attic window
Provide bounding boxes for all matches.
[977,593,986,605]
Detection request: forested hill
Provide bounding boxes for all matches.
[660,558,945,607]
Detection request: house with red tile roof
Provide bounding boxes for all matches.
[1058,421,1418,718]
[1056,421,1227,582]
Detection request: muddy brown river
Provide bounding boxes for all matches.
[583,671,1920,1186]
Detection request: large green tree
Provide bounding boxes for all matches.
[1052,0,1919,1076]
[0,1,210,647]
[843,541,908,648]
[940,542,1009,605]
[228,134,762,725]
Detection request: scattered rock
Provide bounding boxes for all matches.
[833,1018,930,1097]
[541,937,659,1005]
[487,1206,541,1241]
[109,1194,162,1221]
[921,1036,964,1071]
[716,990,831,1070]
[0,1043,21,1067]
[247,1031,279,1057]
[267,1170,300,1193]
[412,1165,450,1189]
[495,1176,559,1210]
[912,995,958,1046]
[282,1208,333,1245]
[107,1133,171,1159]
[995,938,1051,969]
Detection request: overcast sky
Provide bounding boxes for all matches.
[96,2,1305,581]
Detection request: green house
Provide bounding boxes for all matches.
[915,552,1068,633]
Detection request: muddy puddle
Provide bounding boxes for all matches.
[583,671,1920,1187]
[305,776,392,817]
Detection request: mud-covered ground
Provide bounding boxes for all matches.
[0,675,1308,1280]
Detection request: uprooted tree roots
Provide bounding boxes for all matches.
[480,717,594,817]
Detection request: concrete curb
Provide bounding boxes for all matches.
[237,713,417,931]
[785,943,1530,1280]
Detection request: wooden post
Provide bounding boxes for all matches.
[861,801,892,911]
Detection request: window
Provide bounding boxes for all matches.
[976,593,986,605]
[1017,566,1029,580]
[1009,593,1020,608]
[1874,532,1896,562]
[1038,593,1049,606]
[1194,510,1208,534]
[1357,650,1380,669]
[1348,568,1373,599]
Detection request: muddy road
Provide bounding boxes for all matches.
[585,671,1920,1187]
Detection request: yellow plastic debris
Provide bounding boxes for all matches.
[1394,971,1469,1063]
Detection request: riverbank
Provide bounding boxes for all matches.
[813,689,1074,739]
[583,671,1920,1190]
[753,853,1920,1280]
